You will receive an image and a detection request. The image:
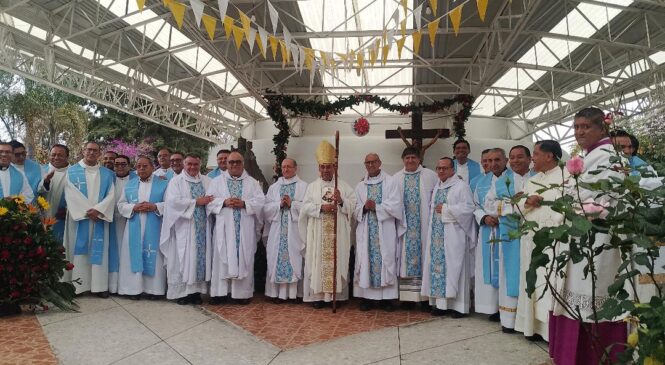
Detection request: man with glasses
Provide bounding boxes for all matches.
[154,148,174,180]
[264,158,307,303]
[207,152,265,305]
[39,144,70,243]
[10,140,43,197]
[422,157,476,318]
[170,152,185,176]
[62,141,116,297]
[0,141,33,201]
[353,153,402,312]
[109,155,137,295]
[160,154,213,305]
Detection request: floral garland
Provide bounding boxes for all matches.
[264,92,475,175]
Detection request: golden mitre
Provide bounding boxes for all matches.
[315,140,336,164]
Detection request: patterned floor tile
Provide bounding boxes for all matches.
[202,295,432,350]
[0,313,58,365]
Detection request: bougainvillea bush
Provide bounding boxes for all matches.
[0,195,77,312]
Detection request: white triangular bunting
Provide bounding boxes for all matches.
[247,28,257,53]
[283,28,291,47]
[290,44,300,70]
[414,3,423,29]
[258,27,268,57]
[299,46,305,73]
[189,0,204,26]
[267,1,279,34]
[217,0,229,20]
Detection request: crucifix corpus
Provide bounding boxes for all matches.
[385,111,450,161]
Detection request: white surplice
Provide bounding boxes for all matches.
[206,171,264,299]
[299,177,356,302]
[116,177,167,295]
[393,166,439,302]
[422,175,477,313]
[62,161,116,294]
[353,171,403,300]
[160,172,212,299]
[38,163,69,218]
[264,176,308,300]
[109,174,134,294]
[473,173,500,315]
[0,166,34,201]
[515,166,569,341]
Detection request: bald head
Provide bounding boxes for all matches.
[227,151,244,177]
[364,153,382,177]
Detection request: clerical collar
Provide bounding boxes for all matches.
[117,173,130,179]
[585,137,613,154]
[403,165,422,174]
[281,176,299,184]
[0,165,8,171]
[140,176,152,183]
[493,167,508,178]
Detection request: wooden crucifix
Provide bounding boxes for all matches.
[385,111,450,161]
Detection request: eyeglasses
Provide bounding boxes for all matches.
[364,160,380,165]
[14,152,26,157]
[170,158,183,162]
[436,167,453,171]
[228,160,242,165]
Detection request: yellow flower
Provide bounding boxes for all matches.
[37,196,50,211]
[0,207,8,216]
[627,331,638,348]
[13,195,25,205]
[645,357,664,365]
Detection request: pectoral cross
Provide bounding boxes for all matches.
[385,111,450,161]
[75,177,86,191]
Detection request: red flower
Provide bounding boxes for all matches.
[24,237,33,245]
[9,290,20,298]
[9,277,17,285]
[36,246,45,257]
[65,262,74,271]
[0,249,9,260]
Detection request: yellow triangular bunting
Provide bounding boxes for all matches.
[370,42,379,66]
[202,14,217,40]
[304,48,314,71]
[412,30,422,54]
[401,0,408,15]
[381,45,390,65]
[169,1,186,29]
[163,0,173,6]
[400,19,407,38]
[396,37,406,59]
[429,0,438,15]
[137,0,145,12]
[477,0,488,22]
[269,36,279,60]
[427,18,440,48]
[256,33,266,58]
[280,41,290,66]
[239,10,251,37]
[356,51,364,76]
[232,25,245,50]
[223,16,234,40]
[449,4,463,36]
[320,50,328,67]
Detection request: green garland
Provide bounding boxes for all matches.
[264,92,475,175]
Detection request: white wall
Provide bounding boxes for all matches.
[209,114,533,184]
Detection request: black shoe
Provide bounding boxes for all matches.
[382,301,395,312]
[488,312,500,322]
[208,296,228,305]
[127,294,141,301]
[431,308,448,316]
[176,297,190,305]
[189,293,203,305]
[95,291,110,299]
[359,300,372,311]
[502,326,516,334]
[450,311,467,319]
[271,297,286,304]
[235,298,251,305]
[312,301,325,309]
[144,294,162,301]
[420,302,432,312]
[400,302,416,310]
[525,334,544,342]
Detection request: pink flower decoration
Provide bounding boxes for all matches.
[577,198,610,219]
[566,156,584,176]
[352,117,370,137]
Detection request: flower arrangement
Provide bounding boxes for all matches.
[0,195,77,315]
[352,117,370,137]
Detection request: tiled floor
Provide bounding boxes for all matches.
[0,312,58,365]
[203,297,433,349]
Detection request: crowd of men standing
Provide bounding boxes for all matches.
[0,107,661,365]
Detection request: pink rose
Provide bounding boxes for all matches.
[566,156,584,176]
[577,198,610,219]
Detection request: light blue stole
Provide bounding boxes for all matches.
[124,177,167,276]
[68,164,114,265]
[476,173,499,288]
[454,159,481,183]
[108,172,138,273]
[165,169,174,180]
[207,168,222,179]
[39,164,67,243]
[0,165,25,198]
[494,169,535,297]
[21,159,42,197]
[470,171,487,194]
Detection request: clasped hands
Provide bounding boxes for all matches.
[85,208,103,221]
[223,197,245,209]
[321,189,343,213]
[132,202,158,213]
[280,195,292,208]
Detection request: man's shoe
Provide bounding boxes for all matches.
[431,308,448,316]
[420,302,432,312]
[236,298,251,305]
[488,312,500,322]
[95,291,110,299]
[382,301,395,312]
[400,302,416,310]
[359,300,372,311]
[502,326,516,334]
[271,297,286,304]
[525,334,544,342]
[127,294,141,301]
[312,301,325,309]
[208,296,228,305]
[189,294,203,305]
[176,297,190,305]
[450,311,467,319]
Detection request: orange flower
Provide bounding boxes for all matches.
[27,204,39,214]
[42,216,57,227]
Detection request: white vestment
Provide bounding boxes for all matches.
[484,169,532,329]
[422,175,477,313]
[0,167,34,201]
[206,171,264,299]
[62,161,116,294]
[160,172,212,299]
[554,140,625,322]
[515,166,569,340]
[299,178,356,302]
[38,164,69,218]
[393,166,438,302]
[353,171,403,300]
[116,177,167,295]
[264,176,307,299]
[473,174,500,314]
[109,174,133,294]
[153,167,172,178]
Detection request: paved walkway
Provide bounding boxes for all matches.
[3,295,551,365]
